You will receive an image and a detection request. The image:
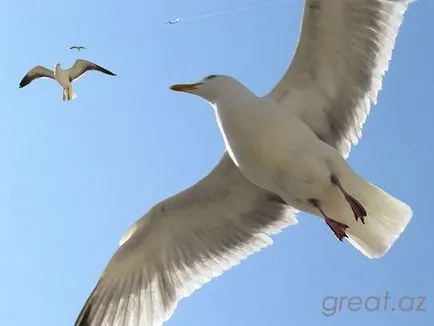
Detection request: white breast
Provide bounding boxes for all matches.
[54,66,70,87]
[213,93,328,194]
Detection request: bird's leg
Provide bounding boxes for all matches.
[330,174,367,224]
[309,199,349,241]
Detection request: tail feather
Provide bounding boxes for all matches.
[63,86,77,101]
[334,174,412,259]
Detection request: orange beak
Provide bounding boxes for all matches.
[170,83,201,93]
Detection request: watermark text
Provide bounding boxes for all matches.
[322,292,427,316]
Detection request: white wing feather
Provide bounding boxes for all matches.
[75,153,298,326]
[267,0,413,157]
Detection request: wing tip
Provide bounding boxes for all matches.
[19,79,28,88]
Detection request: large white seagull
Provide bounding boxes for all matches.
[75,1,414,325]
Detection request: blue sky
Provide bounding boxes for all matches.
[0,0,433,325]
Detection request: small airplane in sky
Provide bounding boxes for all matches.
[166,18,180,24]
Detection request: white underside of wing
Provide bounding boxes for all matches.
[76,154,298,326]
[267,0,413,157]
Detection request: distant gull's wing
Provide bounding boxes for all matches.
[266,0,412,158]
[75,153,298,326]
[67,59,116,82]
[19,65,54,88]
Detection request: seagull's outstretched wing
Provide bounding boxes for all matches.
[19,65,54,88]
[75,153,298,326]
[70,46,86,51]
[267,0,412,158]
[67,59,116,82]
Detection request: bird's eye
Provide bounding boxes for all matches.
[206,74,217,80]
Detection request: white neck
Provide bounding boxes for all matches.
[212,90,271,165]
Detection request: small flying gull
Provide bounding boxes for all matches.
[70,45,86,51]
[75,1,414,325]
[19,59,116,101]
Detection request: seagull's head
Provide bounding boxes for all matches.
[55,62,61,69]
[170,75,247,102]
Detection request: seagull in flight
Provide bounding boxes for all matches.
[70,45,86,51]
[19,59,116,101]
[75,1,414,325]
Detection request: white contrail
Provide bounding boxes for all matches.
[167,0,293,24]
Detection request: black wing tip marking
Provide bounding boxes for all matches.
[19,76,30,88]
[96,65,116,76]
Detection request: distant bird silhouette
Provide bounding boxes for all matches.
[19,59,116,101]
[70,45,86,51]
